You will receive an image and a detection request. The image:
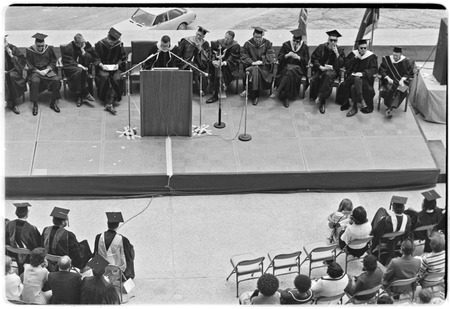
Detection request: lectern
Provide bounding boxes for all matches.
[140,70,192,136]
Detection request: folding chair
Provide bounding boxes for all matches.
[380,277,418,301]
[300,242,338,277]
[374,231,405,262]
[226,253,264,297]
[411,224,437,251]
[45,253,80,273]
[264,249,301,276]
[345,284,382,304]
[377,75,411,112]
[105,264,127,303]
[336,236,373,272]
[314,292,345,304]
[419,271,446,290]
[5,245,31,273]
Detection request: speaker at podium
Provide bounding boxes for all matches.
[140,69,193,136]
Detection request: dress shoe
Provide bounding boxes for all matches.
[32,105,38,116]
[270,91,278,98]
[206,95,218,104]
[10,106,20,114]
[319,102,326,114]
[340,102,350,111]
[76,97,82,107]
[84,93,95,102]
[105,104,117,115]
[252,97,259,106]
[314,97,321,105]
[346,107,358,117]
[360,107,373,114]
[50,103,60,113]
[385,109,393,118]
[283,99,289,108]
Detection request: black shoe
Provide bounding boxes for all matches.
[206,95,218,104]
[346,107,358,117]
[340,102,350,111]
[84,93,95,102]
[32,105,38,116]
[50,103,60,113]
[105,104,117,115]
[319,102,325,114]
[252,97,259,106]
[10,106,20,114]
[360,107,373,114]
[283,99,289,108]
[76,97,82,107]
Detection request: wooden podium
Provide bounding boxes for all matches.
[140,70,192,136]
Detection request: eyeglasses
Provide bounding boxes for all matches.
[293,40,301,43]
[36,44,45,47]
[329,39,337,42]
[359,47,367,50]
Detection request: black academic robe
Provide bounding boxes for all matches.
[241,37,275,91]
[310,42,346,100]
[80,275,120,304]
[5,43,27,102]
[144,43,180,69]
[178,36,210,92]
[62,41,99,95]
[94,230,135,279]
[410,208,444,252]
[26,44,61,101]
[94,38,126,104]
[209,39,241,89]
[274,40,309,100]
[378,55,414,109]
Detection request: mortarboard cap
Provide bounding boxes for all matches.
[108,27,121,40]
[421,189,441,201]
[326,30,342,38]
[87,254,109,275]
[252,26,267,34]
[106,212,124,223]
[290,28,305,39]
[13,202,31,208]
[5,34,8,38]
[32,33,47,42]
[197,26,209,35]
[391,195,408,205]
[393,46,403,53]
[50,207,70,220]
[355,39,368,45]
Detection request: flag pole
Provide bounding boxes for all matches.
[370,9,376,49]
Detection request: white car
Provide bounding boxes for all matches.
[113,7,196,31]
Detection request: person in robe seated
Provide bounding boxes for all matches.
[4,34,27,114]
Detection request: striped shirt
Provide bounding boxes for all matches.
[419,250,445,279]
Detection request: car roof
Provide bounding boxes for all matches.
[138,7,181,15]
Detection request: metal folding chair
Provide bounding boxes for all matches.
[264,249,301,276]
[380,277,418,301]
[314,292,345,304]
[345,284,382,304]
[336,236,373,272]
[300,242,338,277]
[5,245,31,272]
[226,253,264,297]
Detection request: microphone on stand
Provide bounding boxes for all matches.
[120,52,159,76]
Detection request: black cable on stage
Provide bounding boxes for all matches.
[117,196,155,230]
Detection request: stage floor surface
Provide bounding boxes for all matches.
[4,83,440,197]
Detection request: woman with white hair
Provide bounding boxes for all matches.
[5,255,23,301]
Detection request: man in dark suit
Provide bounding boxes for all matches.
[48,256,82,304]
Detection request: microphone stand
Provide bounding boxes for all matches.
[214,44,226,129]
[169,51,211,136]
[238,71,252,141]
[116,52,159,139]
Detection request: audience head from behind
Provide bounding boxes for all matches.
[351,206,368,225]
[400,239,414,256]
[327,261,344,278]
[30,247,48,267]
[362,254,378,272]
[257,273,279,297]
[294,274,311,293]
[418,289,433,304]
[15,207,29,219]
[338,198,353,215]
[5,255,14,274]
[430,232,445,253]
[58,255,72,272]
[377,295,394,304]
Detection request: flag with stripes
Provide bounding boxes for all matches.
[298,8,308,37]
[355,8,380,48]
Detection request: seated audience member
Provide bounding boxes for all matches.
[310,261,350,303]
[80,254,120,304]
[280,274,314,304]
[382,239,421,296]
[345,254,384,302]
[4,34,27,115]
[416,288,445,304]
[5,256,24,301]
[339,206,372,257]
[143,35,180,70]
[48,255,82,304]
[21,247,52,304]
[371,196,411,265]
[327,198,353,243]
[239,273,280,305]
[417,232,445,288]
[376,295,394,304]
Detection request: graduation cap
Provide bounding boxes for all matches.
[50,207,70,220]
[106,212,124,223]
[422,189,441,201]
[290,28,304,40]
[13,202,31,208]
[197,26,209,35]
[391,195,408,205]
[32,33,47,42]
[87,254,109,275]
[108,27,121,40]
[252,26,267,34]
[355,39,368,45]
[392,46,403,53]
[5,34,8,38]
[326,29,342,38]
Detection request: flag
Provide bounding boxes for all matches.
[354,8,380,49]
[298,8,308,40]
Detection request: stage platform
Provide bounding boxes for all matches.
[5,81,440,198]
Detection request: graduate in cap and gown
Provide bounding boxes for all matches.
[5,35,27,114]
[41,207,93,272]
[94,27,127,115]
[378,46,415,118]
[143,35,180,70]
[271,28,309,108]
[5,202,41,274]
[241,26,276,105]
[370,196,411,265]
[338,39,378,117]
[94,212,135,279]
[178,26,211,95]
[26,32,62,116]
[80,254,120,304]
[309,30,346,114]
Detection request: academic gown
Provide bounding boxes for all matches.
[26,44,61,101]
[94,38,126,104]
[378,55,414,109]
[209,39,241,91]
[409,208,444,252]
[274,40,309,100]
[309,42,346,100]
[241,37,275,92]
[5,43,27,102]
[80,275,120,304]
[143,43,180,69]
[62,41,99,95]
[337,50,377,110]
[178,36,210,92]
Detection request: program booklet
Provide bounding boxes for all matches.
[103,64,119,71]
